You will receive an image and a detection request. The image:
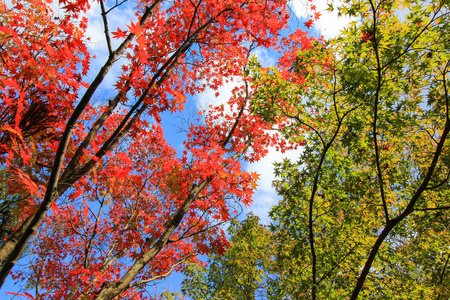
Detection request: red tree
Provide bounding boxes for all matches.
[0,0,315,298]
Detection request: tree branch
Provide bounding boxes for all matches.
[369,0,390,223]
[130,253,194,287]
[99,0,113,55]
[350,119,450,300]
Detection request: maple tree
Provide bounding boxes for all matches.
[0,0,325,298]
[247,0,450,299]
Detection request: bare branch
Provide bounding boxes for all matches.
[100,0,113,55]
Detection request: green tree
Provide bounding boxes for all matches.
[181,214,280,300]
[250,0,450,299]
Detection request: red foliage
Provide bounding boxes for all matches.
[0,0,319,298]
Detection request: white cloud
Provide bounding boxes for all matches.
[252,48,277,67]
[196,78,239,113]
[245,146,300,224]
[289,0,356,39]
[196,47,276,112]
[247,146,299,194]
[247,193,278,224]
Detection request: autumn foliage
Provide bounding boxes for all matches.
[5,0,450,298]
[0,0,320,298]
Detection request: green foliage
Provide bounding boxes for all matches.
[159,290,184,300]
[250,0,450,299]
[181,214,282,300]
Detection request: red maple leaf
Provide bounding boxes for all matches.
[314,11,322,20]
[112,27,128,39]
[305,19,314,29]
